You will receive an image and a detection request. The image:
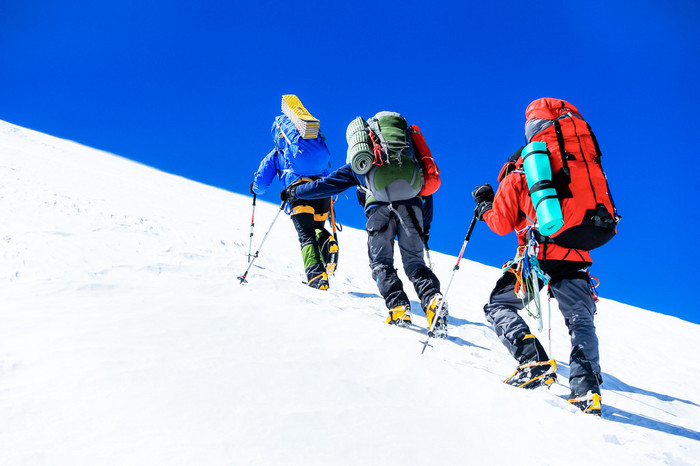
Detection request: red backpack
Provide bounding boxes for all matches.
[522,98,620,250]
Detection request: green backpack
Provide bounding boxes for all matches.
[347,111,423,206]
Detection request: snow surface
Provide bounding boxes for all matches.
[1,119,699,466]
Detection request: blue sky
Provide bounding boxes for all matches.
[2,1,699,324]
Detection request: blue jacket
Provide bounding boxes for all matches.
[294,163,434,230]
[251,148,330,195]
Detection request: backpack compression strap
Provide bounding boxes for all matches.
[585,123,621,221]
[367,116,411,166]
[368,130,385,166]
[552,117,572,183]
[586,122,603,164]
[367,118,391,165]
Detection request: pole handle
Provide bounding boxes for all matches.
[465,207,479,242]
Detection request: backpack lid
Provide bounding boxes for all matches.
[524,98,584,142]
[525,98,581,122]
[372,110,404,120]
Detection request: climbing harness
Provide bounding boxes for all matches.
[502,225,550,331]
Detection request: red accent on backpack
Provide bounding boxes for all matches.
[409,124,441,196]
[368,130,385,166]
[523,98,619,250]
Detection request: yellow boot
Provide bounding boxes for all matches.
[568,392,602,416]
[425,294,448,338]
[504,359,558,389]
[308,272,329,290]
[386,304,412,327]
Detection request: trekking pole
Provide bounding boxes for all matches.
[326,196,340,277]
[247,193,257,263]
[421,208,479,354]
[329,196,339,243]
[547,285,553,359]
[238,200,286,284]
[529,262,544,333]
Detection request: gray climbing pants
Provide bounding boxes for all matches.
[484,261,601,380]
[365,204,440,311]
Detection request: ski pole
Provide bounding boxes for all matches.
[421,208,479,354]
[247,193,257,263]
[238,200,286,284]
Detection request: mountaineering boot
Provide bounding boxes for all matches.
[308,272,329,290]
[386,304,412,327]
[504,359,558,389]
[568,374,602,415]
[426,294,448,338]
[568,392,602,416]
[317,229,339,276]
[323,236,339,276]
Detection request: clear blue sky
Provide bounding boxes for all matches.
[3,1,699,324]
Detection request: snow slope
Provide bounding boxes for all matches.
[1,120,699,466]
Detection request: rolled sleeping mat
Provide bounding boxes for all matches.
[346,116,374,174]
[522,141,565,237]
[281,94,320,139]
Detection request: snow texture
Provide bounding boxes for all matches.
[1,120,699,465]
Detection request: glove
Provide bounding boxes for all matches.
[475,201,492,221]
[280,185,297,202]
[472,184,494,204]
[356,187,366,207]
[472,184,494,221]
[423,228,430,245]
[249,181,256,195]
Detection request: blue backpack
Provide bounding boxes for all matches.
[271,114,330,180]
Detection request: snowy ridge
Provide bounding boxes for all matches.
[1,120,699,465]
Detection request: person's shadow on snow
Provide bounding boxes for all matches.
[556,362,700,441]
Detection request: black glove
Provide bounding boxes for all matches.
[475,201,492,221]
[422,228,430,245]
[280,185,297,202]
[472,184,494,204]
[472,183,494,221]
[356,187,366,207]
[249,181,256,195]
